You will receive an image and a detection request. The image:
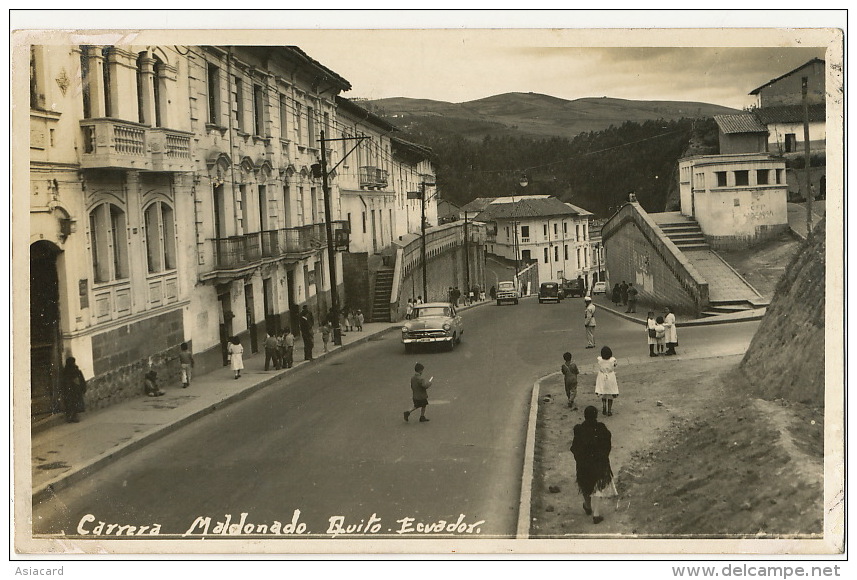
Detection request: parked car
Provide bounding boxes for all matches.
[538,282,561,304]
[496,280,519,305]
[592,281,608,295]
[563,278,587,298]
[401,302,463,352]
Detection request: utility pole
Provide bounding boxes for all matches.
[319,129,342,345]
[802,76,813,241]
[464,210,470,302]
[421,180,428,301]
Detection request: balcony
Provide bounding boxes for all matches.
[358,166,389,189]
[204,221,348,277]
[79,118,194,172]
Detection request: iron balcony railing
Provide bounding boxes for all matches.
[358,166,389,189]
[209,221,348,271]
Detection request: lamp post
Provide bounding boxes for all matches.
[514,174,528,292]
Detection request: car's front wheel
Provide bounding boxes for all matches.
[448,335,456,351]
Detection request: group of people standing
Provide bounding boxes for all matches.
[611,281,638,313]
[646,307,678,356]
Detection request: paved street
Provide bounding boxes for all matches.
[32,298,759,539]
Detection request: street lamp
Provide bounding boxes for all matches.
[514,174,528,291]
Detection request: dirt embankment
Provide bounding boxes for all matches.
[738,221,826,405]
[531,357,823,538]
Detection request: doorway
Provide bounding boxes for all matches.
[244,283,258,353]
[217,288,233,366]
[30,241,62,419]
[286,269,298,334]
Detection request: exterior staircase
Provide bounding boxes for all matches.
[656,215,709,250]
[650,212,768,317]
[370,267,395,322]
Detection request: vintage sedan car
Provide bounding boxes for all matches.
[402,302,463,352]
[538,281,561,304]
[592,281,608,295]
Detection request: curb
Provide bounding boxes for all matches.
[594,301,765,328]
[517,372,556,539]
[32,324,402,505]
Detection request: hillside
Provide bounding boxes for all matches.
[367,92,739,141]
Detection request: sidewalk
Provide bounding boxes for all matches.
[588,293,766,327]
[31,299,492,503]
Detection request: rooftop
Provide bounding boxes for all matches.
[715,114,769,135]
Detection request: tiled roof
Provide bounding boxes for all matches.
[461,197,497,212]
[715,114,768,134]
[474,197,589,221]
[753,104,826,124]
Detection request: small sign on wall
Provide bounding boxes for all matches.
[79,279,88,309]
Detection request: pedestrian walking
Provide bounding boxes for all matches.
[583,296,597,348]
[561,351,580,410]
[339,309,348,334]
[404,362,433,423]
[60,356,86,423]
[264,331,280,371]
[611,284,621,306]
[356,309,364,331]
[595,346,619,416]
[178,342,195,387]
[619,281,629,307]
[489,285,496,300]
[283,327,295,368]
[447,287,454,305]
[406,298,414,320]
[663,306,678,355]
[228,336,244,379]
[571,405,617,525]
[321,322,331,353]
[299,305,315,361]
[655,316,666,355]
[626,283,638,313]
[646,312,658,357]
[144,368,166,397]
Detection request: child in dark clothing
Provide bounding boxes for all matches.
[561,352,580,410]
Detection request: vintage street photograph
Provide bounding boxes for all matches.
[11,11,846,564]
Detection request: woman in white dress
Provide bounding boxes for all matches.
[228,336,244,379]
[595,345,619,416]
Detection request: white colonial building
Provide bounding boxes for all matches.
[472,195,595,286]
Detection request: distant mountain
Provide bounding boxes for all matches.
[365,92,740,141]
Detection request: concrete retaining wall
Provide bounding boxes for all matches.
[602,203,709,316]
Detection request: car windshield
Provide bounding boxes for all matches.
[413,306,450,318]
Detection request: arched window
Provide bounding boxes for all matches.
[89,202,129,283]
[144,201,177,273]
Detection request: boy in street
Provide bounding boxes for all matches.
[178,342,195,388]
[404,362,433,423]
[561,351,580,409]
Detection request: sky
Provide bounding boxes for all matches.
[291,40,830,110]
[11,10,841,111]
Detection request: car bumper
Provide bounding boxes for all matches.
[402,335,454,344]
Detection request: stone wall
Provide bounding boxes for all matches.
[602,203,709,316]
[86,309,184,409]
[739,220,825,405]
